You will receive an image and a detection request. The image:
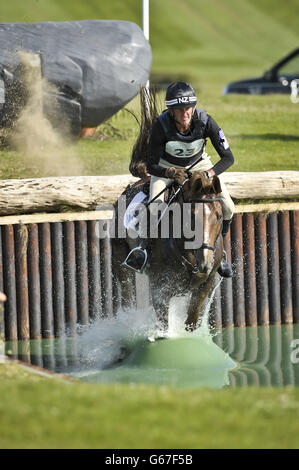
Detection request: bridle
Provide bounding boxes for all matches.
[171,193,223,275]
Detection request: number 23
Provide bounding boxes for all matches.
[174,148,194,156]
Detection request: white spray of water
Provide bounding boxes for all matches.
[71,306,157,374]
[168,279,222,340]
[69,280,222,377]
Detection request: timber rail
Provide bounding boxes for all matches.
[0,171,298,341]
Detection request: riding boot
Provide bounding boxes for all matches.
[218,219,233,278]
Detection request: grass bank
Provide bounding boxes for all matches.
[0,0,298,179]
[0,91,298,179]
[1,363,299,449]
[1,0,298,88]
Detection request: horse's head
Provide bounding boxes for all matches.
[181,171,223,282]
[186,171,222,197]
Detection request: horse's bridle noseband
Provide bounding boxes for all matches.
[174,196,223,274]
[189,196,222,252]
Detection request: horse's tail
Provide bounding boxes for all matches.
[129,85,161,178]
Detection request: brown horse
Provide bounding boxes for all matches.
[112,171,224,332]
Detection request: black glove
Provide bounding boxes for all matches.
[165,167,189,185]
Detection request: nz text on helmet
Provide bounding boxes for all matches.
[166,96,197,107]
[165,82,197,108]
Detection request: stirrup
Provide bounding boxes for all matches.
[122,246,148,273]
[218,250,233,278]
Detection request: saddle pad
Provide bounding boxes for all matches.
[124,191,147,231]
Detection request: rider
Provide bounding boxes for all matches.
[124,82,235,277]
[147,81,235,278]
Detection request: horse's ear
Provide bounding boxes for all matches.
[212,175,222,194]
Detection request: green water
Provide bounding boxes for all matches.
[216,324,299,388]
[4,324,299,389]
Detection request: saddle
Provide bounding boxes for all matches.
[122,177,176,273]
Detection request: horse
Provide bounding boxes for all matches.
[111,171,224,332]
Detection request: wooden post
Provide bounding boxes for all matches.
[15,224,30,341]
[267,213,281,325]
[221,227,234,328]
[64,221,77,336]
[278,211,293,324]
[100,224,113,318]
[243,213,257,326]
[51,223,65,337]
[28,224,42,339]
[39,223,54,338]
[255,213,269,325]
[230,214,246,327]
[88,220,102,320]
[76,221,89,326]
[291,211,299,323]
[2,225,18,340]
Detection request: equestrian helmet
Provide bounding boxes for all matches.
[165,82,197,108]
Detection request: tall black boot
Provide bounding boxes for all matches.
[218,219,233,278]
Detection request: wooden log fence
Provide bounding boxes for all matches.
[0,206,298,341]
[0,171,298,342]
[0,171,298,216]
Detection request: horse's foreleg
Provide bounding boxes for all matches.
[185,274,216,330]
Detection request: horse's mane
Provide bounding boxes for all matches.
[188,171,222,197]
[129,86,162,179]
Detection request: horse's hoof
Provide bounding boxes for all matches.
[218,259,233,278]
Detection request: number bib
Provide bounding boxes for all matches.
[165,138,205,158]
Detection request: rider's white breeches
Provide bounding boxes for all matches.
[149,153,235,221]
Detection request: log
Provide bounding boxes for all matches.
[0,175,135,216]
[221,171,299,200]
[0,171,298,216]
[1,202,299,226]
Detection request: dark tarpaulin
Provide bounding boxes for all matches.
[0,20,152,135]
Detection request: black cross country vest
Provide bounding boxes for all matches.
[157,108,208,167]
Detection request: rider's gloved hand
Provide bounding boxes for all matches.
[165,167,189,185]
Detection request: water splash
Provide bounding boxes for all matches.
[67,306,157,376]
[67,279,225,382]
[168,278,222,340]
[70,284,235,388]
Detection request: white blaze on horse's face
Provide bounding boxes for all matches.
[196,202,222,277]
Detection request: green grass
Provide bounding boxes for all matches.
[0,0,298,178]
[0,91,297,179]
[0,1,299,450]
[0,363,299,449]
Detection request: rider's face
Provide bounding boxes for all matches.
[172,106,194,130]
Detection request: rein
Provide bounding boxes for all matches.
[189,197,222,203]
[169,188,223,275]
